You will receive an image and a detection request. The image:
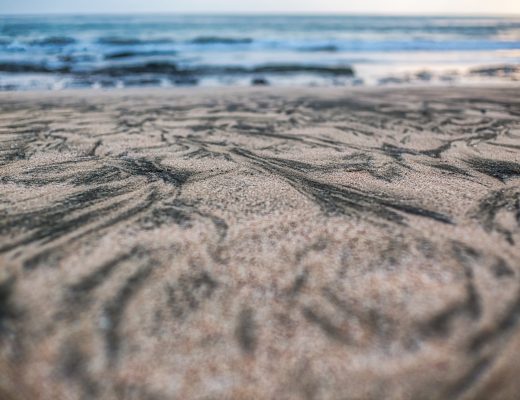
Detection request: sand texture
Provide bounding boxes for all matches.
[1,86,520,399]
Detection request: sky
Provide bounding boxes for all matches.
[0,0,519,15]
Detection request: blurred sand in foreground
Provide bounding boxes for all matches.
[1,86,520,399]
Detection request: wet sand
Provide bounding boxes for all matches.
[1,86,520,399]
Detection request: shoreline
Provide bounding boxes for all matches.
[1,80,519,95]
[1,65,519,91]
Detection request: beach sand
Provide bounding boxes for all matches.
[1,86,520,399]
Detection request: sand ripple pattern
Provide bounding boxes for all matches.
[1,87,520,399]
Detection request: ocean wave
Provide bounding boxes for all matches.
[280,40,520,52]
[58,54,96,63]
[104,50,178,60]
[97,37,174,46]
[298,45,339,52]
[0,59,355,79]
[190,36,253,45]
[29,36,76,46]
[93,62,182,76]
[88,62,354,77]
[245,64,354,76]
[0,62,71,73]
[470,64,520,77]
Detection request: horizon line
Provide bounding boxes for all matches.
[1,11,519,17]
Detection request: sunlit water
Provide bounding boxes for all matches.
[0,14,519,89]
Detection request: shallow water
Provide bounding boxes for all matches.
[0,14,519,89]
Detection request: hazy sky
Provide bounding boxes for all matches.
[1,0,519,15]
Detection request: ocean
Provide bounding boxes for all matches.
[0,14,519,89]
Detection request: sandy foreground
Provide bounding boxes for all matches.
[0,86,519,400]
